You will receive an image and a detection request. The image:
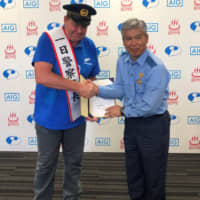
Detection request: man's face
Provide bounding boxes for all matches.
[123,28,148,61]
[64,16,88,47]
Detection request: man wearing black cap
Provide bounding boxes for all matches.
[32,3,99,200]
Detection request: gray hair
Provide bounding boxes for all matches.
[121,18,147,37]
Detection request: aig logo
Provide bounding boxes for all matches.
[26,70,35,79]
[190,46,200,56]
[23,0,39,8]
[146,23,159,32]
[4,92,20,102]
[187,116,200,125]
[169,138,180,147]
[167,0,183,7]
[95,137,111,146]
[28,137,37,145]
[168,70,181,79]
[96,70,110,79]
[94,0,110,8]
[1,23,17,32]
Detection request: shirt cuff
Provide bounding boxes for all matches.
[98,85,108,98]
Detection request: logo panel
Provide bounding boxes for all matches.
[6,136,21,145]
[23,0,39,8]
[189,136,200,149]
[0,0,16,9]
[165,45,181,56]
[191,67,200,82]
[1,23,17,32]
[187,116,200,125]
[190,21,200,32]
[49,0,61,11]
[168,70,181,79]
[188,93,200,103]
[167,0,183,7]
[4,92,20,102]
[120,0,133,11]
[3,69,19,80]
[96,46,110,57]
[190,46,200,56]
[94,0,110,8]
[97,20,109,36]
[95,137,111,146]
[143,0,159,8]
[96,70,110,79]
[28,137,37,145]
[146,23,159,32]
[169,138,180,147]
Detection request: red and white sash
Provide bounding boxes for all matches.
[45,27,80,122]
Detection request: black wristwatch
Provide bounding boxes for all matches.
[120,106,125,116]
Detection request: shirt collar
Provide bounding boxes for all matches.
[75,38,85,48]
[125,48,149,66]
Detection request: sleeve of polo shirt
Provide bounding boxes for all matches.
[135,65,170,116]
[88,40,100,77]
[98,58,124,99]
[32,32,55,66]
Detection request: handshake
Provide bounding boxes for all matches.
[78,79,123,120]
[78,79,98,98]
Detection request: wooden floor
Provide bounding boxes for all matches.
[0,152,200,200]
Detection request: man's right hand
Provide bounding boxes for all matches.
[78,80,98,98]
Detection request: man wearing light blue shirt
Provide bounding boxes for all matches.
[94,18,171,200]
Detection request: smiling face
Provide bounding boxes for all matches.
[64,16,88,48]
[122,28,149,61]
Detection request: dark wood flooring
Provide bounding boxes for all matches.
[0,152,200,200]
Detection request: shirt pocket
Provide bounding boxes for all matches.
[135,81,145,94]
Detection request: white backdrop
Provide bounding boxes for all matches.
[0,0,200,153]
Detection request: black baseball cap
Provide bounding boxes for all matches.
[63,3,97,27]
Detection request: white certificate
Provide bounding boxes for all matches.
[90,79,115,117]
[80,77,115,118]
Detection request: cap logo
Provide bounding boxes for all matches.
[80,8,88,17]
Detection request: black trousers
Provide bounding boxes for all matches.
[124,111,170,200]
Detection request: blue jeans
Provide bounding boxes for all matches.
[33,123,86,200]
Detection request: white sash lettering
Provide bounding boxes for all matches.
[46,27,80,122]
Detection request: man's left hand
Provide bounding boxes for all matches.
[105,105,121,118]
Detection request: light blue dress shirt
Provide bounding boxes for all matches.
[98,49,170,118]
